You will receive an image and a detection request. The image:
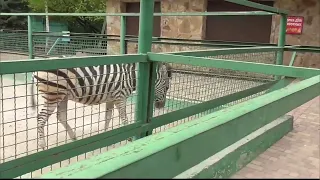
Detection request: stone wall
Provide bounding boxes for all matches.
[160,0,207,39]
[270,0,320,68]
[105,0,125,55]
[106,0,319,68]
[106,0,207,55]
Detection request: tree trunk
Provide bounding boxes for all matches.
[45,1,50,53]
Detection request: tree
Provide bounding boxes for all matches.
[0,0,30,30]
[25,0,106,33]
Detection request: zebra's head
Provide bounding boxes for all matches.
[154,63,172,109]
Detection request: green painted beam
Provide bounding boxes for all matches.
[40,75,319,179]
[177,115,293,178]
[148,53,320,79]
[169,46,281,56]
[225,0,288,14]
[0,54,147,74]
[0,11,274,17]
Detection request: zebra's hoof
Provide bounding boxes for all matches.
[70,132,77,141]
[39,143,47,151]
[71,135,77,141]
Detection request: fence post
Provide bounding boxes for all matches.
[276,14,287,79]
[120,16,126,54]
[134,0,155,140]
[28,15,34,59]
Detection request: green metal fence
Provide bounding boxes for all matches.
[0,0,319,179]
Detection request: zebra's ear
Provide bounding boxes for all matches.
[166,63,173,79]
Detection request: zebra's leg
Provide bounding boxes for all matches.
[37,99,59,150]
[104,102,114,131]
[114,99,132,142]
[57,99,77,141]
[114,99,128,126]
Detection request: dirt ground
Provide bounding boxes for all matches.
[0,52,32,61]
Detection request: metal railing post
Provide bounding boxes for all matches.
[28,15,34,59]
[276,14,287,79]
[134,0,155,140]
[120,16,126,54]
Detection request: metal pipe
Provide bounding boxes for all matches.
[120,16,126,54]
[27,15,34,59]
[275,14,287,80]
[134,0,155,140]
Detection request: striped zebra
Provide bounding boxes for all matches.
[30,62,172,150]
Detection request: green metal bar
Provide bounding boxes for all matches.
[154,11,275,16]
[151,80,278,129]
[170,46,281,57]
[144,62,157,137]
[35,32,276,47]
[23,30,278,47]
[289,51,297,66]
[0,54,147,74]
[0,11,275,17]
[276,14,287,80]
[46,37,61,55]
[225,0,288,14]
[134,0,155,140]
[27,15,34,59]
[148,53,320,79]
[120,16,126,54]
[266,77,295,93]
[284,45,320,53]
[142,40,257,48]
[0,123,146,178]
[40,75,319,179]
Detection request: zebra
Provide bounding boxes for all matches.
[29,62,172,150]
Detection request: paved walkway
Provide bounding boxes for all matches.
[231,96,320,178]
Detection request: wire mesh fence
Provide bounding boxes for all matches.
[0,30,253,60]
[33,33,114,56]
[0,30,29,54]
[0,60,143,178]
[0,39,280,177]
[150,50,277,134]
[0,28,281,178]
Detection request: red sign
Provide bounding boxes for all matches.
[286,16,304,35]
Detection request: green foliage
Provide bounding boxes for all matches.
[25,0,106,33]
[0,0,29,30]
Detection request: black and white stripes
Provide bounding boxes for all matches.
[30,62,172,150]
